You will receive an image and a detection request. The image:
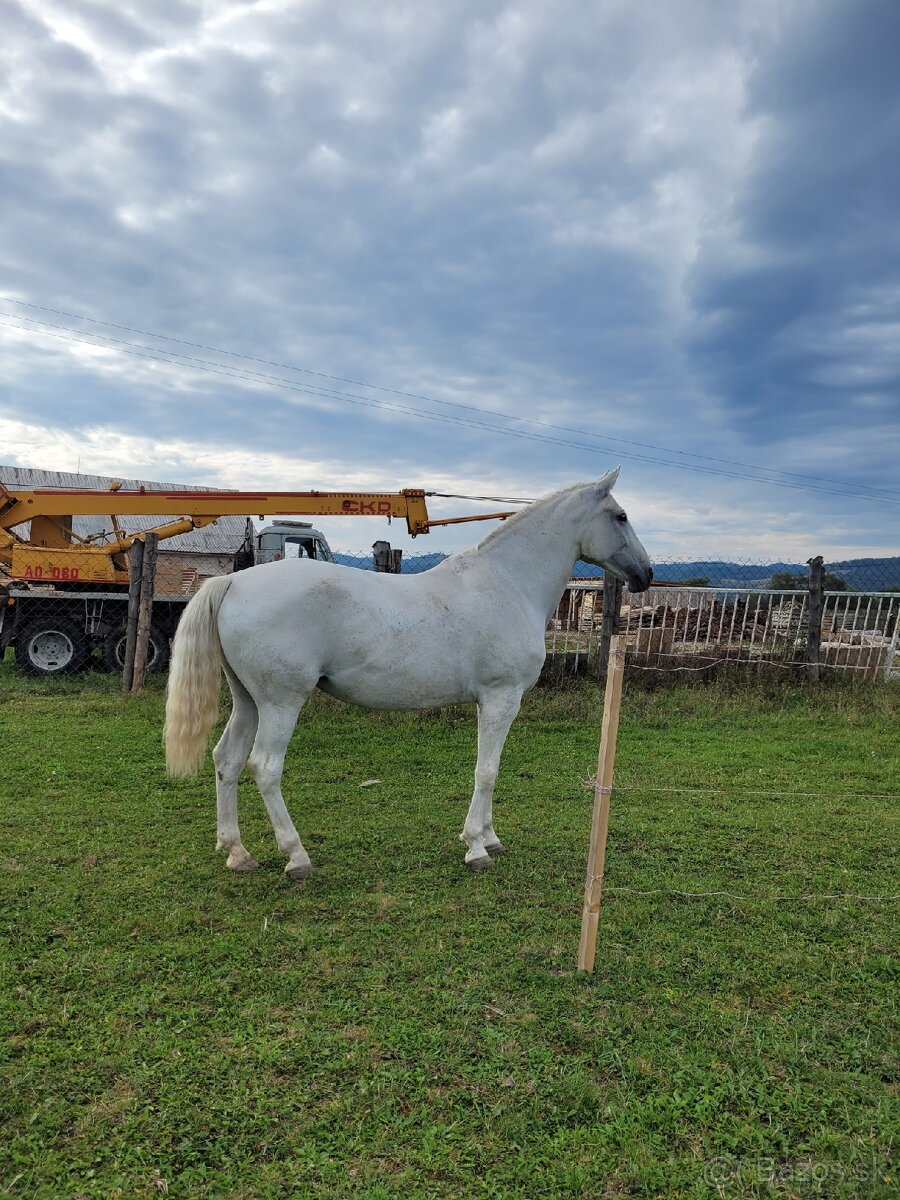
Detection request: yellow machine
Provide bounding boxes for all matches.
[0,484,443,586]
[0,479,513,675]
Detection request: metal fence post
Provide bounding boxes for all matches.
[806,556,824,683]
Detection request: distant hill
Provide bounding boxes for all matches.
[577,557,900,590]
[335,551,900,589]
[828,557,900,591]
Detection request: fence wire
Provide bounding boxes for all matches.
[1,545,898,684]
[579,661,899,924]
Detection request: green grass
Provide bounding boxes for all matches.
[0,678,897,1198]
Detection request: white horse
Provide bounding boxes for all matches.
[164,470,652,876]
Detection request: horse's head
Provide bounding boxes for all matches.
[578,469,653,593]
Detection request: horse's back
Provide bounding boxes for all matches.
[215,556,544,709]
[221,557,448,633]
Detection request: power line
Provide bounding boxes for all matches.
[428,491,536,504]
[6,297,900,501]
[5,310,899,507]
[3,308,900,508]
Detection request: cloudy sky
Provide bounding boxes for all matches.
[2,0,899,560]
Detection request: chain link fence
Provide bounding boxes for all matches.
[333,549,900,592]
[2,543,898,686]
[547,579,900,682]
[546,554,900,682]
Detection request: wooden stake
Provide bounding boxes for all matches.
[806,556,824,684]
[577,598,626,972]
[121,537,144,692]
[598,573,624,676]
[131,532,159,693]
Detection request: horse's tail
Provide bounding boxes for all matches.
[164,574,235,777]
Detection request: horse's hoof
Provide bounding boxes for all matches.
[484,842,507,856]
[227,852,260,872]
[286,863,316,881]
[467,855,494,873]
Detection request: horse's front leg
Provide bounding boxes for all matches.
[460,689,521,871]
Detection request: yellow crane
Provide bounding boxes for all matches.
[0,484,442,585]
[0,480,512,674]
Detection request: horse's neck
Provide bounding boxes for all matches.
[475,492,584,621]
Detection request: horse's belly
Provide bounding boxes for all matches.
[317,662,476,710]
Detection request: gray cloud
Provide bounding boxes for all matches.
[687,0,900,452]
[1,0,898,557]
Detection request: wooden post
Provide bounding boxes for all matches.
[373,542,402,574]
[131,533,159,693]
[597,573,624,675]
[806,556,824,683]
[577,588,626,972]
[121,537,144,692]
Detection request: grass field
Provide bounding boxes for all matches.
[0,673,897,1198]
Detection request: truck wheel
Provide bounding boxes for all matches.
[15,617,91,676]
[100,624,171,674]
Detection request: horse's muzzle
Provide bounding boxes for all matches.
[626,565,653,593]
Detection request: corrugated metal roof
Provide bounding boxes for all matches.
[0,465,247,553]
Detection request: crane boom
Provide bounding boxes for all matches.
[0,486,431,539]
[0,482,514,588]
[0,485,434,585]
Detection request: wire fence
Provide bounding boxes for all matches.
[580,779,900,906]
[333,550,900,593]
[1,543,898,685]
[573,650,899,975]
[547,581,900,681]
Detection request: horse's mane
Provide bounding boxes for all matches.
[473,481,594,550]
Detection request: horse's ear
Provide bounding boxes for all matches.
[595,467,620,497]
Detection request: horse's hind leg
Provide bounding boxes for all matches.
[213,664,259,871]
[248,700,315,880]
[460,688,521,871]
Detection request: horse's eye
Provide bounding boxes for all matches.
[616,512,628,523]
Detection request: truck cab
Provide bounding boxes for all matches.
[255,521,336,565]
